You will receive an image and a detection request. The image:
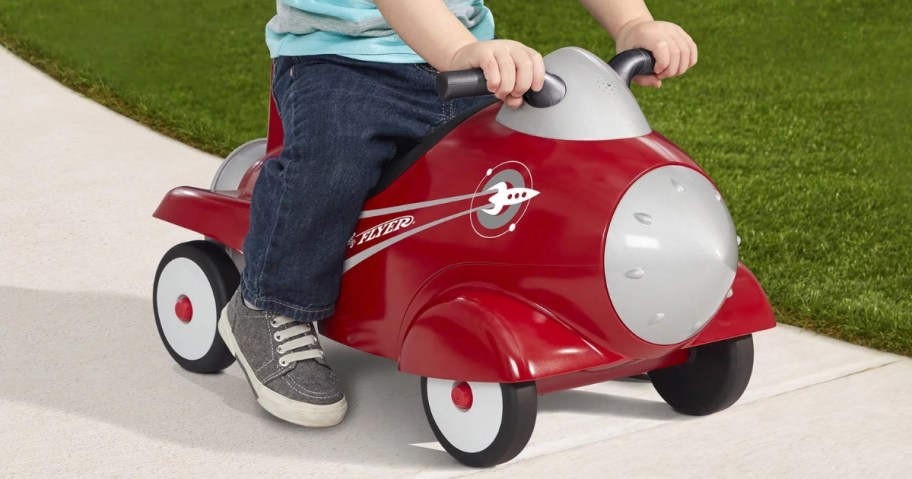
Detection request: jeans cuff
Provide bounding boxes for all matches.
[241,282,335,322]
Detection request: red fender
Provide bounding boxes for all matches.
[691,263,777,346]
[153,187,250,251]
[397,288,618,383]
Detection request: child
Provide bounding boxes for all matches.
[218,0,698,427]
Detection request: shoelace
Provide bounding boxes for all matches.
[270,316,324,367]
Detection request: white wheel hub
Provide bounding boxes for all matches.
[156,257,219,360]
[426,379,503,453]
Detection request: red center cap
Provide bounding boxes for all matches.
[451,381,473,411]
[174,295,193,322]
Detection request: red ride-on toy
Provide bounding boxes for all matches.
[152,48,775,467]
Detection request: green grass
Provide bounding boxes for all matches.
[1,1,909,355]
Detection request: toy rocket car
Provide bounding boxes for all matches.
[152,47,775,467]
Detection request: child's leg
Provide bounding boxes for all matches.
[222,54,488,427]
[242,55,472,320]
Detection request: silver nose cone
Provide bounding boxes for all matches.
[604,165,738,345]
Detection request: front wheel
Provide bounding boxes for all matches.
[421,378,537,468]
[648,334,754,416]
[153,240,239,373]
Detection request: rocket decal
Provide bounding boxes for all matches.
[344,161,540,271]
[470,161,538,239]
[481,182,541,216]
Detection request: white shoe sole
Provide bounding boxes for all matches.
[218,310,348,427]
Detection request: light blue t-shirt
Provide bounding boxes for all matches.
[265,0,495,63]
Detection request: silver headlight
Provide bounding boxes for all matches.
[604,165,738,345]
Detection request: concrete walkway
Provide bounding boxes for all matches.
[1,46,909,478]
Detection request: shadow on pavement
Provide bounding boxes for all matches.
[0,286,673,467]
[538,389,677,421]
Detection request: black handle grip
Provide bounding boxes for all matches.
[435,69,490,99]
[436,70,567,108]
[435,48,654,103]
[607,48,656,87]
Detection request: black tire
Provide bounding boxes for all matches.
[153,240,239,373]
[648,334,754,416]
[421,377,537,468]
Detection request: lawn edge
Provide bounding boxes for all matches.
[0,28,231,157]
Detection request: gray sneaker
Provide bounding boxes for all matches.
[218,291,347,427]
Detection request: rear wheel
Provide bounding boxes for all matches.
[153,240,239,373]
[648,334,754,415]
[421,378,537,467]
[211,138,266,191]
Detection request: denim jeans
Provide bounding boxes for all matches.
[241,54,490,322]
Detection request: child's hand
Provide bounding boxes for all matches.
[450,40,546,109]
[614,20,697,88]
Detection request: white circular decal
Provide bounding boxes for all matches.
[470,161,539,238]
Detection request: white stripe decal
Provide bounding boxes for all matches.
[343,205,486,273]
[359,193,479,218]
